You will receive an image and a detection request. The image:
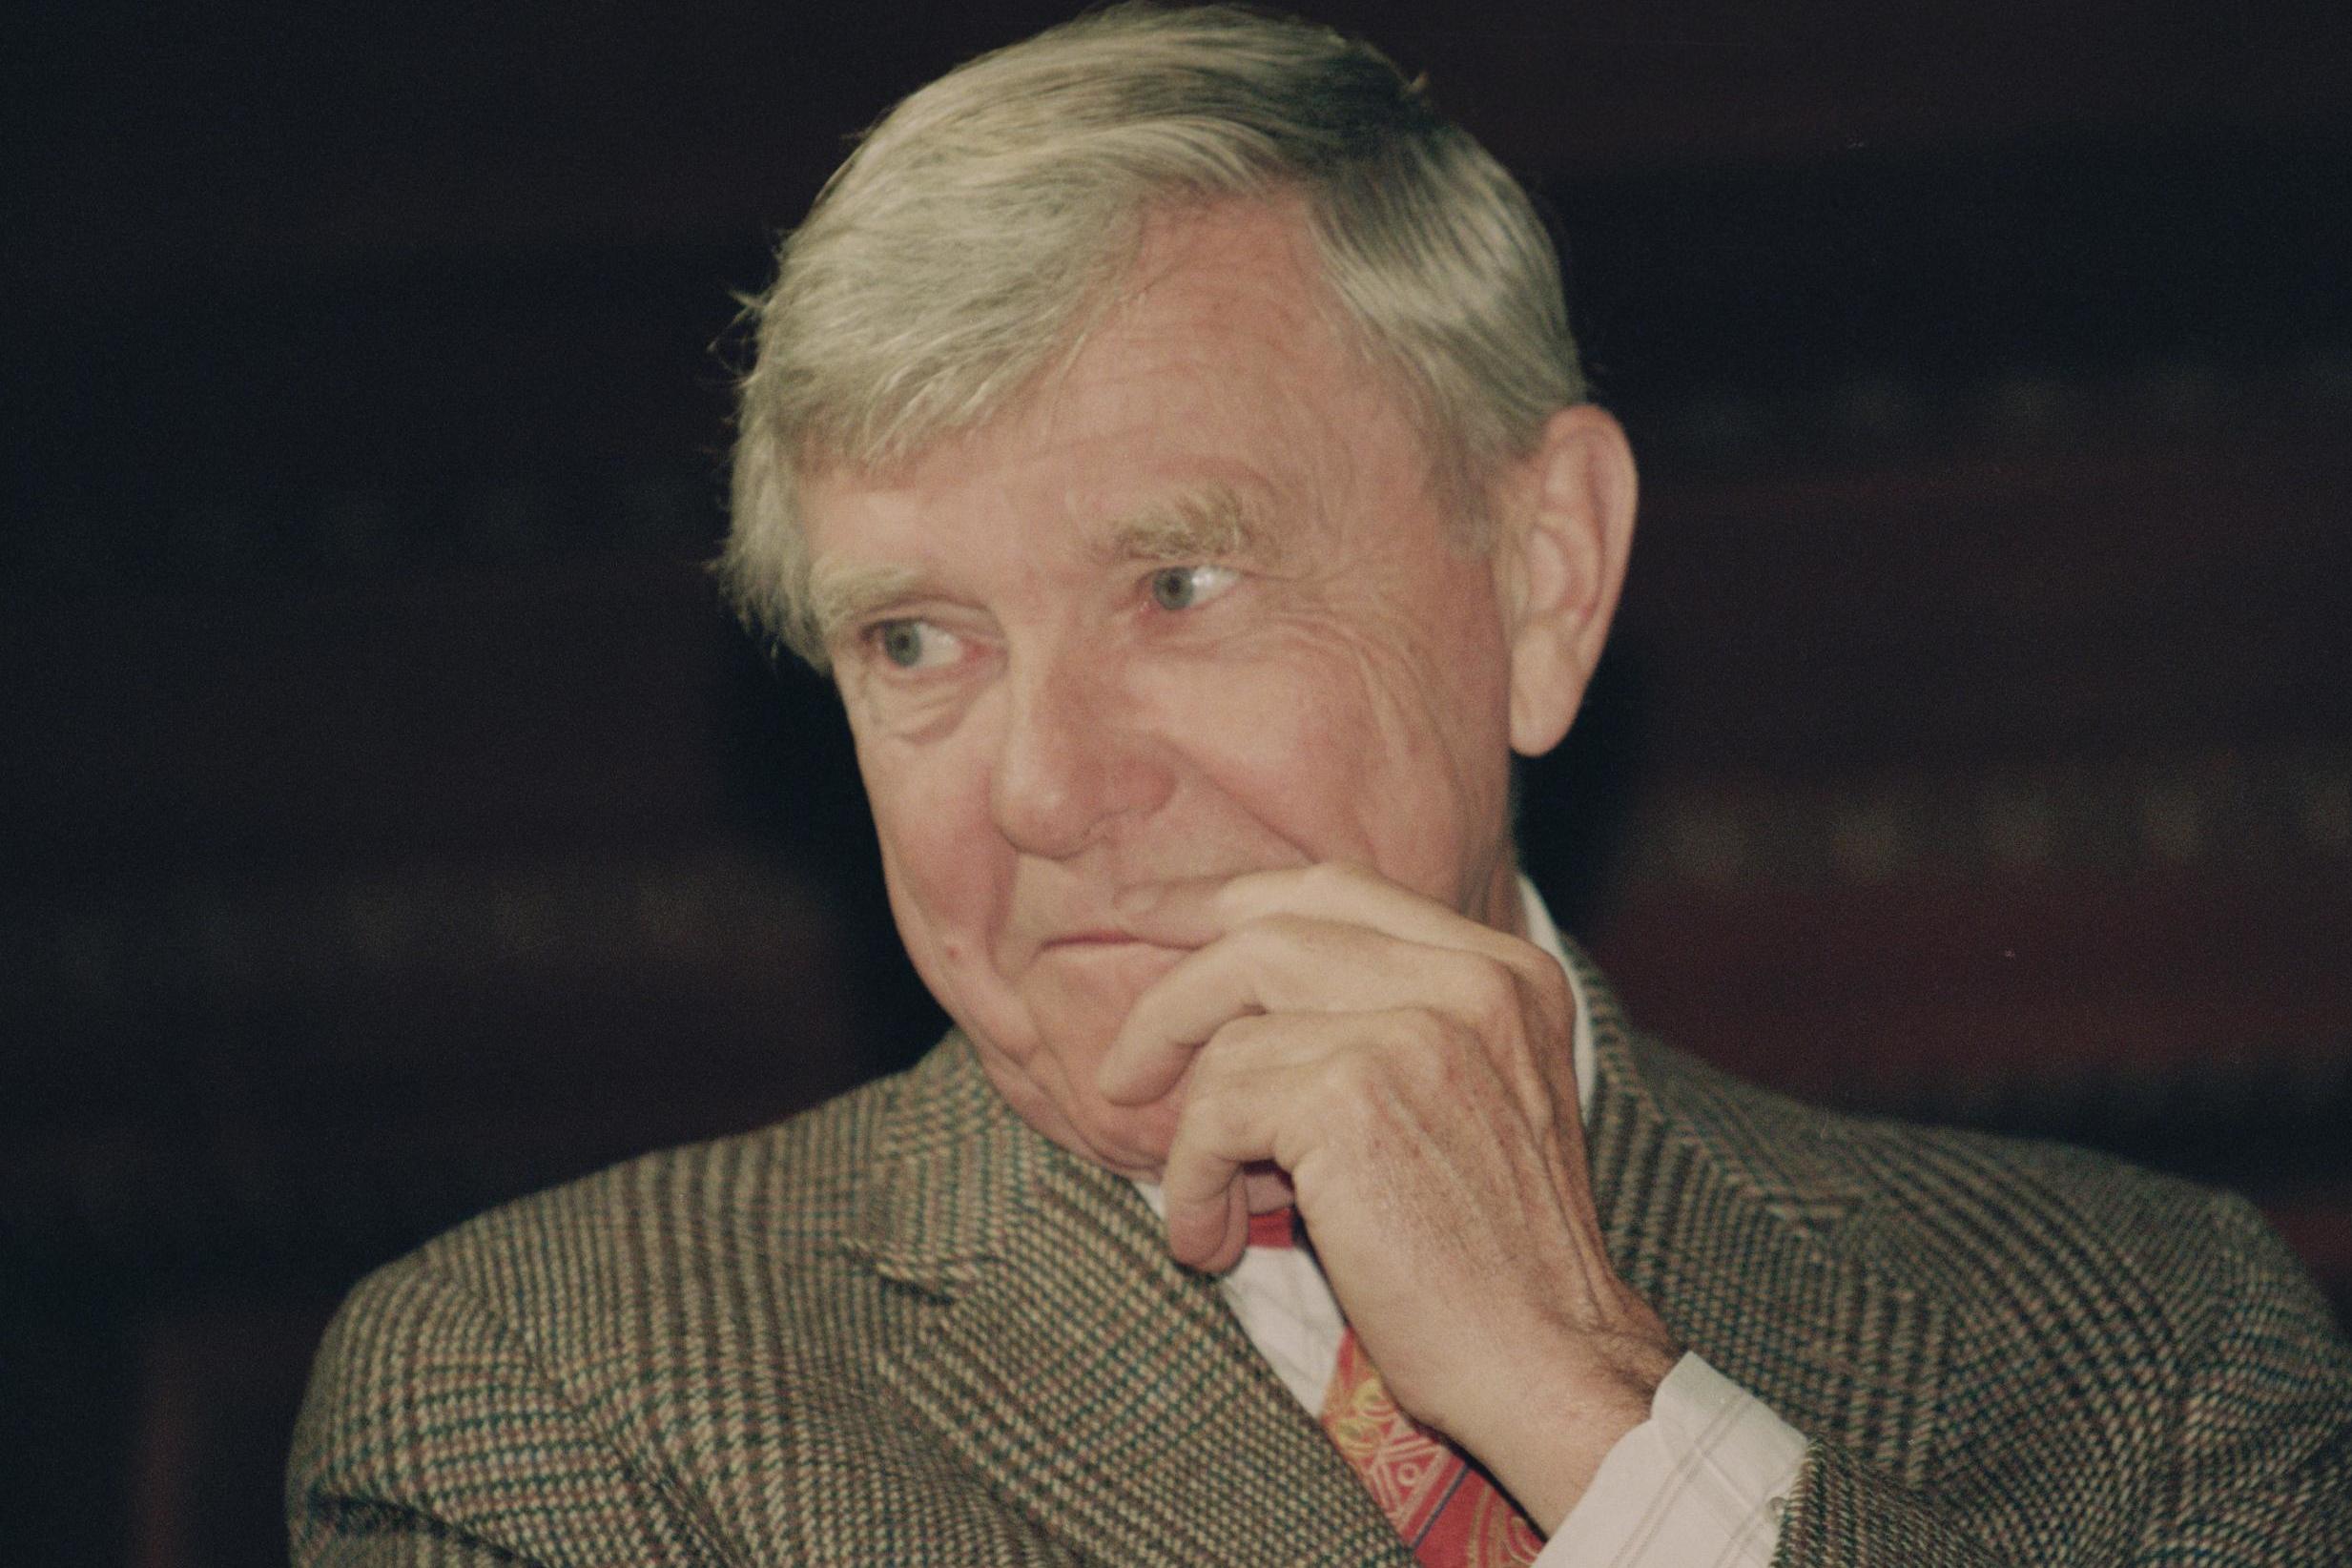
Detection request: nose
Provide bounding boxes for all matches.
[987,649,1172,859]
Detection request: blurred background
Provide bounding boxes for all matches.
[5,1,2348,1561]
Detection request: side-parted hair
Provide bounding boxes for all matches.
[724,3,1584,669]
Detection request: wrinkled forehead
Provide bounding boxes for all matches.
[797,198,1455,583]
[861,200,1391,465]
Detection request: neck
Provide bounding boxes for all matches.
[1476,851,1528,939]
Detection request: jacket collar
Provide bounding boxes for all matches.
[852,945,1952,1554]
[1572,947,1951,1491]
[853,1035,1412,1564]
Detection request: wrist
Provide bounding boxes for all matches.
[1454,1327,1682,1534]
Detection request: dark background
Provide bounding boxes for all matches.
[6,2,2349,1562]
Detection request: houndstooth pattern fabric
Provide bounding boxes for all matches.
[290,953,2352,1565]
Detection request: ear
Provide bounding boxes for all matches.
[1496,404,1638,758]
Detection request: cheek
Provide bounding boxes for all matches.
[1223,649,1496,912]
[1133,658,1356,847]
[1154,625,1501,876]
[859,735,1005,973]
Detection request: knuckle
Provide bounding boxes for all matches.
[1389,1007,1455,1069]
[1323,1042,1389,1105]
[1431,950,1523,1042]
[1175,1084,1246,1153]
[1181,1040,1231,1100]
[1190,1015,1261,1085]
[1523,952,1573,1021]
[1462,958,1520,1031]
[1420,1003,1464,1047]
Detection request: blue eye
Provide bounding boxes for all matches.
[872,619,959,670]
[879,622,923,667]
[1147,564,1239,611]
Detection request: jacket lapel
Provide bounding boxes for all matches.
[1575,954,1952,1490]
[856,951,1958,1561]
[860,1037,1410,1566]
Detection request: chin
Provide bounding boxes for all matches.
[980,1053,1179,1176]
[956,945,1210,1176]
[1077,1097,1186,1176]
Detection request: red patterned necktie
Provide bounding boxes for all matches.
[1248,1208,1544,1567]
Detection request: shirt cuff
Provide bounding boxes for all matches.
[1534,1351,1807,1568]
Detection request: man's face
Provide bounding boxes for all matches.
[800,201,1528,1177]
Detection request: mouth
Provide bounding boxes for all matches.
[1041,930,1150,950]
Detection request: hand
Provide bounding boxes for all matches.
[1098,862,1681,1530]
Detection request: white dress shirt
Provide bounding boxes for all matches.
[1139,877,1805,1564]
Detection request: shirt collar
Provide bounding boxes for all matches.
[1517,873,1598,1122]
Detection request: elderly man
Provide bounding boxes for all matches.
[291,7,2351,1564]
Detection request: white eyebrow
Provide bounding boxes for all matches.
[805,559,925,650]
[804,485,1288,649]
[1099,484,1286,567]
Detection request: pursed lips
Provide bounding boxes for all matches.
[1042,929,1144,948]
[1028,929,1194,974]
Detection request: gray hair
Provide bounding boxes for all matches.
[724,3,1585,668]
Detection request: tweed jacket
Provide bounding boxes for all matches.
[290,960,2352,1566]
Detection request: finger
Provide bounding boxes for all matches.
[1095,913,1350,1104]
[1098,914,1547,1107]
[1118,862,1530,966]
[1110,874,1241,949]
[1164,1165,1248,1274]
[1159,1038,1335,1270]
[1161,1008,1457,1270]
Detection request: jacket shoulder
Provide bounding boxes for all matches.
[1628,1032,2321,1321]
[1622,1036,2350,1530]
[1632,1036,2351,1557]
[323,1058,920,1384]
[432,1064,895,1282]
[290,1067,925,1563]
